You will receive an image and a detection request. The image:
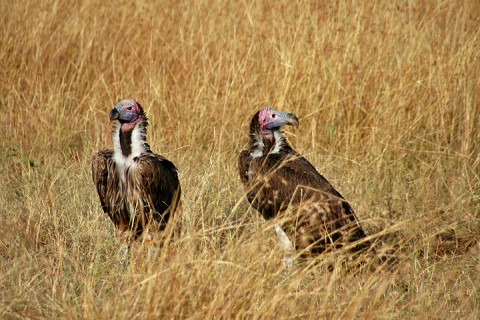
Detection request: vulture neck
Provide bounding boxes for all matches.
[250,130,290,157]
[112,117,149,173]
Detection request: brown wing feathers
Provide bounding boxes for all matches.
[238,108,370,254]
[92,100,181,245]
[92,150,117,217]
[131,154,181,229]
[92,149,131,232]
[93,102,368,260]
[92,152,181,239]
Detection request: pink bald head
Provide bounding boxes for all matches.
[110,99,144,131]
[257,107,299,136]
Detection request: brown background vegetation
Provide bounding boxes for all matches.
[1,1,479,318]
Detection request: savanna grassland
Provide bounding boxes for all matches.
[1,1,479,319]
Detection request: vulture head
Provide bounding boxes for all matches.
[251,107,299,138]
[110,99,146,131]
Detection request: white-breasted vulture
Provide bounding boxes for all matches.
[92,99,181,264]
[238,107,370,264]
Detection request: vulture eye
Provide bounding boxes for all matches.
[272,114,276,118]
[127,107,132,111]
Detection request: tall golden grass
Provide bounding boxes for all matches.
[1,0,479,318]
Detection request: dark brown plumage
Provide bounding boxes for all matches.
[92,99,181,263]
[238,107,369,255]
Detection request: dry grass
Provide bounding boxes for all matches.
[1,0,480,318]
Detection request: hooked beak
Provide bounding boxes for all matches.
[109,107,120,121]
[265,110,300,130]
[284,113,299,126]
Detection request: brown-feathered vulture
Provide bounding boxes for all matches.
[92,99,181,264]
[238,107,370,267]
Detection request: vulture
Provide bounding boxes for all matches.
[92,99,181,264]
[238,107,370,266]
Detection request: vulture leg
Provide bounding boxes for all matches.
[118,228,133,266]
[147,246,160,263]
[143,229,155,262]
[120,243,130,267]
[141,228,156,263]
[275,223,294,272]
